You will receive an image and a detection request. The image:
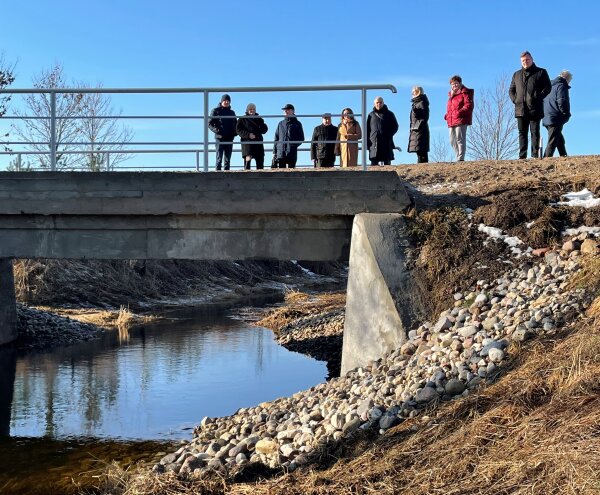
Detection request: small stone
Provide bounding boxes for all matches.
[445,379,466,396]
[255,439,279,456]
[415,387,439,404]
[581,239,599,255]
[488,347,505,363]
[459,325,478,338]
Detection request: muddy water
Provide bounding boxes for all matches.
[0,310,327,494]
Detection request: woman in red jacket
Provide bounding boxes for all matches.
[444,75,474,161]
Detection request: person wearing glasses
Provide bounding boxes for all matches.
[366,96,399,165]
[208,94,237,171]
[236,103,268,169]
[310,113,338,168]
[273,103,305,168]
[407,87,430,163]
[335,108,362,167]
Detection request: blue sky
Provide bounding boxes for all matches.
[1,0,599,169]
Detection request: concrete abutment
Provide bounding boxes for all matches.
[341,213,422,375]
[0,258,17,346]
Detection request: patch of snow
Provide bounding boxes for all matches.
[478,223,532,258]
[556,188,600,208]
[291,260,317,277]
[562,226,600,237]
[526,221,535,228]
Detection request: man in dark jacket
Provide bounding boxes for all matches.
[543,70,573,158]
[509,51,552,159]
[208,94,237,170]
[273,104,305,169]
[367,96,399,165]
[310,113,338,167]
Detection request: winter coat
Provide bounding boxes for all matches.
[408,94,430,153]
[366,105,399,162]
[310,124,338,161]
[236,113,268,157]
[273,117,305,159]
[543,76,571,127]
[335,120,362,167]
[208,105,237,140]
[444,86,474,127]
[509,64,552,119]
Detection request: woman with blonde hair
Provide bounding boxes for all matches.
[407,86,430,163]
[335,107,362,167]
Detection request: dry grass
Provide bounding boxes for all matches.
[256,290,346,334]
[44,305,155,328]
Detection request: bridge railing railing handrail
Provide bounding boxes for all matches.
[0,84,397,172]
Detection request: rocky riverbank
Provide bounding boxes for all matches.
[152,233,597,479]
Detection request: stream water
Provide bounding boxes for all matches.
[0,308,327,494]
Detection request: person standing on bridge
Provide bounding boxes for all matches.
[335,108,362,167]
[273,104,305,168]
[208,94,237,171]
[367,96,399,165]
[236,103,268,169]
[310,113,338,167]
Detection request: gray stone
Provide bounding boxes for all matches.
[458,325,478,338]
[415,387,439,404]
[445,379,466,396]
[488,347,504,363]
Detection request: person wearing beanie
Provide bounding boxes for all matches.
[310,113,338,167]
[543,70,573,157]
[208,94,237,170]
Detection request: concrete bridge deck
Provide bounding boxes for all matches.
[0,170,410,261]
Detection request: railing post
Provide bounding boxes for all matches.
[361,88,368,171]
[106,152,111,171]
[203,90,209,172]
[50,91,57,171]
[196,150,200,172]
[16,153,21,172]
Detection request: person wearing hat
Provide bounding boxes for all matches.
[272,104,305,168]
[310,113,338,168]
[543,70,573,157]
[208,94,237,170]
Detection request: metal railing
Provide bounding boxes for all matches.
[0,84,397,172]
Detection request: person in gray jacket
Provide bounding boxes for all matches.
[543,70,573,157]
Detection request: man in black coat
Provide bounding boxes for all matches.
[273,104,305,169]
[310,113,338,167]
[509,51,552,159]
[543,70,573,158]
[367,96,399,165]
[208,94,237,170]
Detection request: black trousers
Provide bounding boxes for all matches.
[273,156,296,169]
[544,124,567,157]
[215,139,233,170]
[315,158,335,168]
[370,159,391,165]
[244,154,264,170]
[417,152,428,163]
[517,117,541,159]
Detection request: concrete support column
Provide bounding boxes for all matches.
[341,214,422,375]
[0,258,17,346]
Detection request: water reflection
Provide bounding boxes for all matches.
[6,313,326,440]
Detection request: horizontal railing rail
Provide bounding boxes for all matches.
[0,84,397,171]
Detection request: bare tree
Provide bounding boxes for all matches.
[14,64,133,170]
[13,64,83,169]
[430,133,452,163]
[75,83,133,171]
[0,54,16,152]
[469,76,518,160]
